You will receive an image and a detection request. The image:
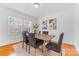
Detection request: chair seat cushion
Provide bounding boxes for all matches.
[36,38,44,45]
[24,37,29,43]
[25,39,29,43]
[35,38,44,48]
[46,42,59,52]
[28,38,44,48]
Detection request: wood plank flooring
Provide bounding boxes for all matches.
[62,43,79,56]
[0,46,14,56]
[0,41,78,56]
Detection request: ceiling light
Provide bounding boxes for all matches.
[33,3,40,8]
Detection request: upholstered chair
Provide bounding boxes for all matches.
[22,31,29,51]
[28,33,44,55]
[45,32,64,56]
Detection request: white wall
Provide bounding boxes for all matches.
[74,4,79,53]
[0,3,76,47]
[38,7,75,44]
[0,5,37,46]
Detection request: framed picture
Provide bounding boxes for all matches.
[49,18,56,30]
[42,20,47,30]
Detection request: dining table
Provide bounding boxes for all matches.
[35,34,55,55]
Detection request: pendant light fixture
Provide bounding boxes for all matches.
[33,3,40,8]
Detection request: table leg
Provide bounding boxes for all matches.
[43,41,46,56]
[22,39,24,48]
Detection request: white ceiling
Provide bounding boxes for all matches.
[0,3,74,18]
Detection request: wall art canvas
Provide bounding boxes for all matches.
[49,18,56,30]
[42,20,47,30]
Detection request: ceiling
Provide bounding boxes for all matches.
[0,3,74,18]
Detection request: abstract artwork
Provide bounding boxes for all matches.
[42,20,47,30]
[49,18,56,30]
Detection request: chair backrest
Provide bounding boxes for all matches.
[28,33,36,47]
[42,31,48,35]
[22,31,26,39]
[28,33,35,41]
[22,31,28,41]
[58,32,64,50]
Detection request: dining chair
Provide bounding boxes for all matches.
[22,31,29,51]
[45,32,64,56]
[42,31,49,35]
[28,33,44,55]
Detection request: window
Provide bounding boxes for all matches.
[8,16,32,34]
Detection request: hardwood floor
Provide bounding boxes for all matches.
[0,41,22,56]
[0,46,14,56]
[62,43,79,56]
[0,41,78,56]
